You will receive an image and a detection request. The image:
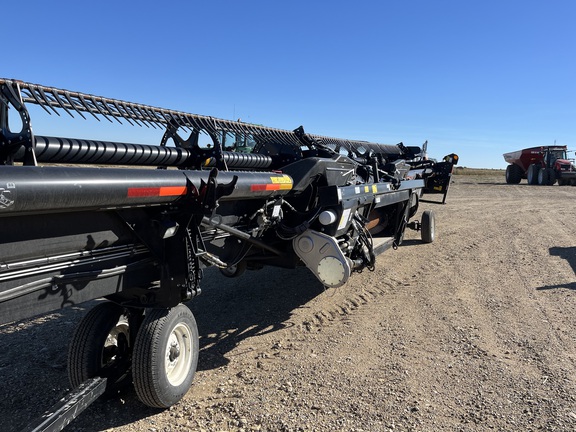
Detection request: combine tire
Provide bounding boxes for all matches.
[421,210,435,243]
[67,301,133,393]
[526,164,540,185]
[133,304,199,408]
[538,168,556,186]
[505,164,523,184]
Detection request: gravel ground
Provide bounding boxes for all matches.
[2,174,576,431]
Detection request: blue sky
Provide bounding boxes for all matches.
[3,1,575,168]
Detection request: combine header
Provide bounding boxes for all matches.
[0,78,457,430]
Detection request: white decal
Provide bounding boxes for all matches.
[0,187,14,209]
[338,208,351,231]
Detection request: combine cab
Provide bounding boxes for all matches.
[503,146,576,185]
[0,78,458,430]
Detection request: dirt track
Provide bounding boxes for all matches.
[2,174,576,431]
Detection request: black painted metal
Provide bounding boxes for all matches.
[22,377,107,432]
[0,165,292,216]
[18,135,275,169]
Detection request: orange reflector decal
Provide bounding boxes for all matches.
[127,186,187,198]
[159,186,187,196]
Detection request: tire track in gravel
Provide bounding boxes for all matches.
[292,274,404,333]
[333,177,576,430]
[406,179,576,429]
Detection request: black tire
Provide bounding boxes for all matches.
[549,169,557,185]
[527,164,540,185]
[133,304,199,408]
[421,210,435,243]
[537,168,546,185]
[67,301,133,392]
[541,168,556,185]
[505,164,522,184]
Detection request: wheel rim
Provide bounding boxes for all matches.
[165,322,193,387]
[102,316,130,368]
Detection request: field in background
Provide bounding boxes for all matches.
[452,167,505,176]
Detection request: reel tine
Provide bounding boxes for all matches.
[63,91,87,119]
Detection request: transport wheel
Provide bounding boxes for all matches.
[67,301,134,393]
[133,304,199,408]
[505,164,522,184]
[526,164,540,185]
[220,260,247,278]
[421,210,435,243]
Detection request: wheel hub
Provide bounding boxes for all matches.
[169,341,180,362]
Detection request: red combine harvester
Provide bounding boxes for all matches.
[503,145,576,186]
